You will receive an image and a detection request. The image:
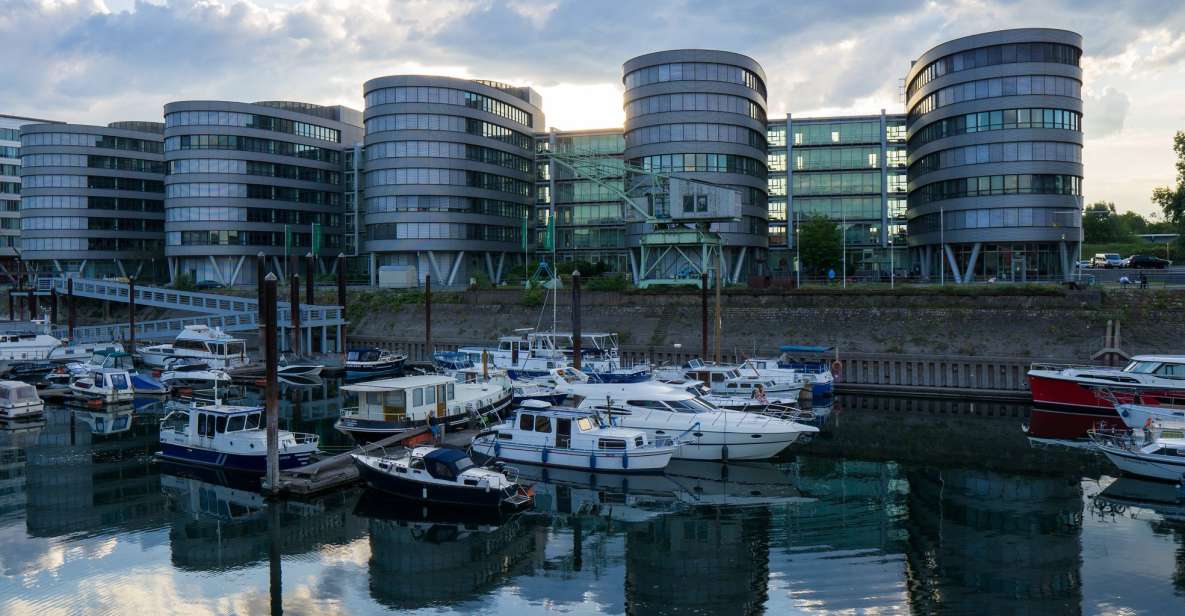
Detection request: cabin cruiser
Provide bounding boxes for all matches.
[46,341,125,364]
[666,378,808,420]
[655,360,803,397]
[353,446,531,509]
[70,368,134,403]
[160,359,232,388]
[1091,422,1185,482]
[137,325,249,370]
[739,356,835,399]
[158,400,319,471]
[547,369,818,460]
[336,373,514,443]
[1117,401,1185,431]
[0,330,62,361]
[0,380,44,419]
[278,355,324,377]
[771,345,838,398]
[457,330,651,383]
[1027,356,1185,438]
[345,348,407,380]
[471,402,678,472]
[433,351,473,372]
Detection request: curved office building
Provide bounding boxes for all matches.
[361,76,543,286]
[623,50,769,283]
[19,121,166,280]
[163,100,362,286]
[905,29,1084,282]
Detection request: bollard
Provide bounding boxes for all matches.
[336,253,347,356]
[263,273,280,494]
[571,270,582,371]
[425,274,432,362]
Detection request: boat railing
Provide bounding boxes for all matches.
[1030,361,1113,372]
[290,432,319,445]
[498,464,521,484]
[339,406,360,417]
[751,403,814,423]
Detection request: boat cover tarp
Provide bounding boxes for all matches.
[778,345,834,354]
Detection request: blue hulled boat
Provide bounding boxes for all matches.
[157,401,319,472]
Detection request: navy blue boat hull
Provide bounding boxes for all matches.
[354,457,516,507]
[158,443,312,472]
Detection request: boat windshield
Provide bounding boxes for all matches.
[1124,361,1161,374]
[664,398,714,413]
[453,456,476,473]
[726,369,740,379]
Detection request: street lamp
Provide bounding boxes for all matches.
[889,238,894,289]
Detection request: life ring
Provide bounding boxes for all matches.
[831,360,842,379]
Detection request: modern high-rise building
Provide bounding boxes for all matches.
[767,113,909,277]
[1,114,59,278]
[623,50,770,282]
[535,128,629,272]
[361,76,544,286]
[18,121,167,280]
[162,100,363,285]
[905,29,1084,282]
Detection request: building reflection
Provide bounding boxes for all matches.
[905,467,1084,614]
[0,420,42,517]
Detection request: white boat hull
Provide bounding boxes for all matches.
[1100,446,1185,482]
[664,430,804,460]
[471,439,674,472]
[0,402,44,419]
[1118,404,1185,430]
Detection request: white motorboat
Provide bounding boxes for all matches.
[138,325,249,370]
[352,447,531,509]
[278,355,324,377]
[655,360,804,397]
[667,379,809,420]
[471,402,678,473]
[1117,402,1185,431]
[336,373,514,443]
[47,341,125,364]
[0,380,44,419]
[1091,424,1185,482]
[160,360,232,388]
[738,356,835,398]
[70,368,135,403]
[547,369,818,461]
[457,330,651,383]
[158,400,319,472]
[0,330,62,361]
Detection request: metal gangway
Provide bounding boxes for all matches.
[45,277,345,349]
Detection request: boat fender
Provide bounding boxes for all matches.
[622,451,628,469]
[494,441,501,457]
[721,444,729,461]
[422,487,428,499]
[831,360,842,379]
[541,447,548,464]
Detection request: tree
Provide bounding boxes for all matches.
[797,216,842,275]
[1152,131,1185,228]
[1083,201,1126,243]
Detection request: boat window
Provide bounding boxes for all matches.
[109,373,129,390]
[519,413,534,431]
[453,456,475,472]
[727,369,740,378]
[447,383,455,400]
[409,458,425,470]
[395,466,407,474]
[1124,361,1160,374]
[577,418,593,431]
[365,392,382,407]
[1154,363,1185,379]
[535,415,552,433]
[383,390,405,412]
[202,414,216,438]
[246,413,261,429]
[227,341,245,356]
[413,388,424,406]
[666,399,711,413]
[726,383,738,389]
[498,432,513,440]
[598,438,626,450]
[215,415,227,433]
[627,400,670,410]
[711,373,725,383]
[428,460,455,480]
[635,436,644,447]
[196,413,206,436]
[226,415,245,432]
[425,386,436,405]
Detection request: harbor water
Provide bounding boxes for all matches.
[1,384,1184,615]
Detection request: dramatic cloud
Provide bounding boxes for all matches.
[4,0,1185,212]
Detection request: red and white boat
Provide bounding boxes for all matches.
[1026,356,1185,439]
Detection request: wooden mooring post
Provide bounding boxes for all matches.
[337,253,347,356]
[571,270,582,371]
[263,273,280,494]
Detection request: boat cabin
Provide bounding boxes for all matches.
[499,405,650,451]
[396,447,479,483]
[343,375,458,422]
[162,404,264,440]
[776,345,835,373]
[527,331,622,359]
[1121,356,1185,379]
[0,380,43,417]
[346,348,402,364]
[173,325,247,367]
[90,350,135,371]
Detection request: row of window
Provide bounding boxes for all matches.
[625,93,766,122]
[2,181,20,194]
[22,196,163,212]
[366,140,532,174]
[21,237,164,252]
[366,222,522,242]
[790,196,906,221]
[364,114,534,151]
[554,203,624,226]
[364,168,531,197]
[910,141,1082,177]
[789,146,905,171]
[365,195,528,219]
[909,174,1083,207]
[0,128,19,142]
[551,134,624,155]
[164,111,341,143]
[364,86,532,127]
[21,175,164,192]
[0,164,18,176]
[624,62,767,97]
[167,230,342,248]
[910,207,1081,234]
[554,181,626,204]
[631,153,767,178]
[908,42,1081,99]
[909,108,1081,149]
[20,216,164,232]
[164,135,340,164]
[165,182,341,205]
[909,75,1081,123]
[21,154,164,174]
[792,171,883,196]
[21,132,163,153]
[165,206,340,226]
[166,159,341,184]
[0,146,18,159]
[624,122,767,150]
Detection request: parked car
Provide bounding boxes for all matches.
[1091,253,1124,268]
[1124,254,1171,269]
[194,280,226,290]
[1075,260,1092,270]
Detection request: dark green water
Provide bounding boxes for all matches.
[1,386,1184,615]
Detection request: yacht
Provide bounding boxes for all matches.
[1117,399,1185,431]
[277,355,324,377]
[548,371,818,460]
[158,400,319,472]
[655,360,803,397]
[336,373,513,443]
[471,402,678,472]
[0,380,44,419]
[352,446,531,509]
[70,368,134,403]
[47,341,125,364]
[0,330,62,361]
[345,348,407,380]
[1091,422,1185,482]
[137,325,249,370]
[160,359,232,388]
[457,330,651,383]
[740,356,834,398]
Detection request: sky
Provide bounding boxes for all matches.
[3,0,1185,216]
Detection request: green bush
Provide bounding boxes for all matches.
[584,275,628,292]
[521,286,545,306]
[172,272,196,291]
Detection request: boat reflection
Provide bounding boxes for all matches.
[1096,476,1185,523]
[72,405,135,436]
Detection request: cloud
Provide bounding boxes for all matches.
[1084,86,1131,139]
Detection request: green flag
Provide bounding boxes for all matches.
[311,222,322,255]
[283,225,291,259]
[521,217,528,253]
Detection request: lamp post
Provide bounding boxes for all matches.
[794,208,800,289]
[889,238,895,290]
[841,209,846,289]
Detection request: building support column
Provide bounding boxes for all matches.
[369,252,377,287]
[730,246,747,284]
[962,242,981,283]
[628,250,640,287]
[447,251,465,286]
[1059,241,1072,282]
[229,255,246,286]
[943,244,963,284]
[494,252,506,284]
